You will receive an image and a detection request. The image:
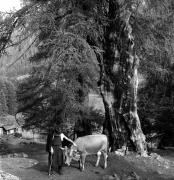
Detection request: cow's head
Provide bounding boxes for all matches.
[64,145,77,166]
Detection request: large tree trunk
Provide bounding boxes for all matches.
[123,55,147,156]
[121,11,147,156]
[97,47,123,150]
[100,0,147,155]
[100,83,121,150]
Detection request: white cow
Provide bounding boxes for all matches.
[64,134,108,171]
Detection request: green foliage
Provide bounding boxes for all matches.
[156,108,174,147]
[0,77,17,115]
[138,75,174,146]
[0,78,8,115]
[15,0,102,129]
[17,82,66,128]
[134,0,174,146]
[5,80,17,115]
[74,107,105,136]
[0,89,8,115]
[1,0,174,148]
[0,77,7,94]
[132,0,174,81]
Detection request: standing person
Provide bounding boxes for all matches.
[46,127,54,175]
[46,125,76,175]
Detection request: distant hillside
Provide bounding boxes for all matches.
[0,32,36,78]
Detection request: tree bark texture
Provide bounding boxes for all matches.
[100,0,147,155]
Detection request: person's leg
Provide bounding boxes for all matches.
[48,152,53,175]
[57,148,64,175]
[51,146,58,175]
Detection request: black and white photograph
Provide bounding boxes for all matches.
[0,0,174,179]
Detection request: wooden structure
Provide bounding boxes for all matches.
[0,115,19,135]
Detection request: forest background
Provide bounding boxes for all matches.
[0,0,174,155]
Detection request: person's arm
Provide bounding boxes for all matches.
[61,133,77,146]
[50,146,54,154]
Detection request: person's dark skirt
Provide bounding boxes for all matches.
[52,146,63,172]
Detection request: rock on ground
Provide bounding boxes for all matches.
[0,170,21,180]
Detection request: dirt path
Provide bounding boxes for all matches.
[0,136,106,180]
[1,136,174,180]
[1,157,104,180]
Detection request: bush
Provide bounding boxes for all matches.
[14,132,22,138]
[74,107,105,137]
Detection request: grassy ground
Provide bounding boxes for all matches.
[0,135,174,180]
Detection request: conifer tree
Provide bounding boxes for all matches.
[0,78,7,97]
[5,80,17,115]
[0,89,8,115]
[0,0,174,154]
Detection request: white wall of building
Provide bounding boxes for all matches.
[0,128,3,135]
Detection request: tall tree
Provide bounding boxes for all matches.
[15,0,99,129]
[5,80,17,115]
[0,0,147,153]
[1,0,174,154]
[0,78,17,115]
[0,89,8,115]
[98,0,174,154]
[98,0,147,154]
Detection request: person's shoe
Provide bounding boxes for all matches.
[48,171,55,176]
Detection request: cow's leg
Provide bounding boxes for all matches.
[103,151,108,169]
[95,151,101,167]
[79,154,83,170]
[81,153,86,171]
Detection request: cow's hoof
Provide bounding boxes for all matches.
[80,168,84,171]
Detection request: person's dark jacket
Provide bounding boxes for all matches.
[46,130,54,152]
